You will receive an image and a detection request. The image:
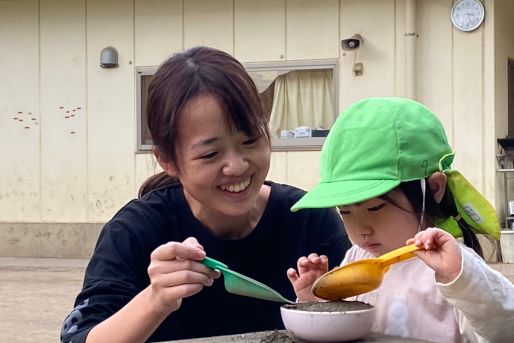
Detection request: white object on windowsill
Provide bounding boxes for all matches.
[294,126,312,138]
[280,130,295,139]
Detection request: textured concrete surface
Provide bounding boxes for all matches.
[0,258,87,343]
[169,330,431,342]
[0,257,512,343]
[0,222,103,258]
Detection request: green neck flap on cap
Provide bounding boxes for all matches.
[438,170,501,241]
[435,216,463,238]
[435,152,500,240]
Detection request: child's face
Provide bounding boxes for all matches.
[338,189,419,256]
[172,94,271,224]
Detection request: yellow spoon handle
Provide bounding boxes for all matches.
[378,243,422,268]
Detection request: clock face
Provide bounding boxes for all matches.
[451,0,485,32]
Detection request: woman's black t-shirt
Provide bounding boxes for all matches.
[61,181,350,342]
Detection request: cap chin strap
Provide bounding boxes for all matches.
[418,178,426,232]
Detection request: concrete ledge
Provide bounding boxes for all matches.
[0,257,89,270]
[0,222,103,259]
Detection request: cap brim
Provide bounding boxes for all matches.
[291,179,401,211]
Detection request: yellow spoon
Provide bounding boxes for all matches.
[312,243,422,300]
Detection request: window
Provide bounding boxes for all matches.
[136,60,338,152]
[136,66,157,151]
[246,60,338,151]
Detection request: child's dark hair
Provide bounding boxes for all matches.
[384,180,484,258]
[139,46,270,197]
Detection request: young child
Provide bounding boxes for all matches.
[60,47,351,343]
[287,97,514,342]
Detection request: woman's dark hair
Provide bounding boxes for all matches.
[139,46,270,197]
[383,180,485,258]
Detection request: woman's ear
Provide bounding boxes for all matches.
[153,147,178,177]
[427,172,447,204]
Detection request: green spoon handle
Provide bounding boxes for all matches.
[201,256,229,270]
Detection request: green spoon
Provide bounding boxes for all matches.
[201,256,294,304]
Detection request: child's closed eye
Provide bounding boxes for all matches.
[367,203,386,212]
[243,136,260,146]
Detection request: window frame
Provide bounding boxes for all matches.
[135,60,338,152]
[244,59,339,152]
[136,66,158,152]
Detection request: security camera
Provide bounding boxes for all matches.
[341,34,363,51]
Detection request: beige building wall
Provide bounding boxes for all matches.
[491,0,514,221]
[0,0,512,256]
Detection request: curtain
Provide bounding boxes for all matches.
[268,69,334,138]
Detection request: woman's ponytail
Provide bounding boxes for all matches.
[138,172,179,197]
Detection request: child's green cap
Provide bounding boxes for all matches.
[291,97,454,211]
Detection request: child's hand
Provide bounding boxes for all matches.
[406,227,462,284]
[287,254,328,302]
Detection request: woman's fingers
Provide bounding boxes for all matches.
[148,241,216,280]
[182,236,204,250]
[151,241,205,262]
[148,258,218,279]
[150,281,206,312]
[147,239,221,313]
[152,269,215,289]
[161,283,205,302]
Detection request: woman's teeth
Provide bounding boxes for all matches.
[220,178,251,193]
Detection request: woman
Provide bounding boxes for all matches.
[60,46,351,343]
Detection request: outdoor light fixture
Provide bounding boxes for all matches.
[100,46,119,68]
[341,34,364,76]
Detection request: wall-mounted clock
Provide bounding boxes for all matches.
[451,0,485,32]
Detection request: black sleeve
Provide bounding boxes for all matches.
[60,218,151,343]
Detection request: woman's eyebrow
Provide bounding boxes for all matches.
[191,137,219,149]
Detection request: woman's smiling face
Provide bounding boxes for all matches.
[338,189,420,256]
[171,93,271,222]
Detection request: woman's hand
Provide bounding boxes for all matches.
[287,253,329,302]
[147,237,220,315]
[406,227,462,284]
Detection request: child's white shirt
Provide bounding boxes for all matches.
[342,243,514,342]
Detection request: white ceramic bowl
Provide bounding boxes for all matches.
[280,301,375,342]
